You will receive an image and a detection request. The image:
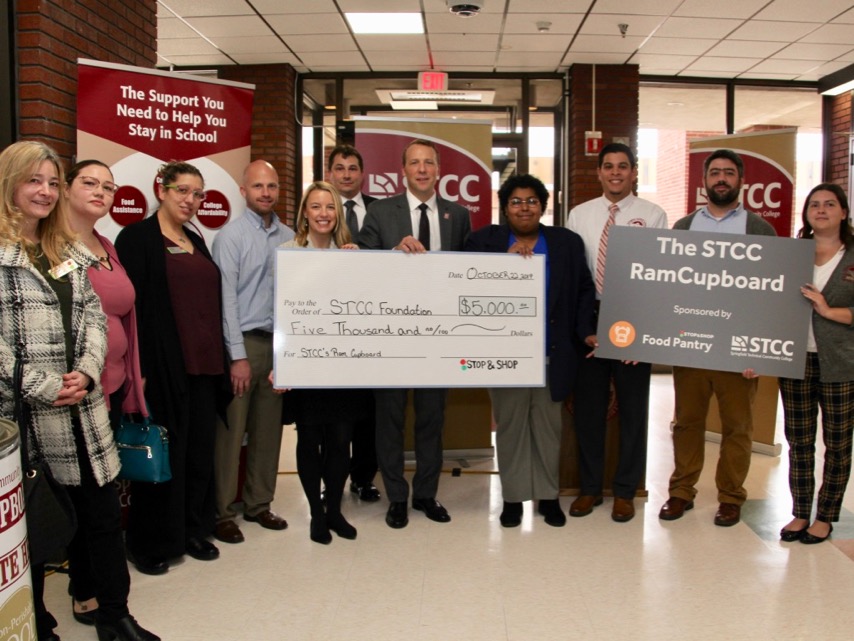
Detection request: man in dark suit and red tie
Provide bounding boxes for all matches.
[326,144,381,503]
[359,138,472,529]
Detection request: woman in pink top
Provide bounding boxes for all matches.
[64,159,149,634]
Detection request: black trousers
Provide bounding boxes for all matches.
[573,356,651,498]
[349,410,378,486]
[297,421,353,516]
[127,374,217,559]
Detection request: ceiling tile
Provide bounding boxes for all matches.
[798,23,854,44]
[157,17,198,39]
[426,13,505,33]
[773,42,854,61]
[686,57,762,73]
[501,34,579,52]
[158,38,220,56]
[738,72,801,80]
[832,6,854,23]
[754,0,854,22]
[357,35,429,51]
[279,35,359,53]
[593,0,682,15]
[580,14,667,36]
[266,13,350,35]
[727,20,819,43]
[155,53,235,66]
[562,52,633,66]
[655,17,744,39]
[748,59,824,74]
[502,14,585,34]
[209,36,289,55]
[632,53,699,68]
[429,34,500,50]
[253,0,340,12]
[673,0,770,19]
[679,69,742,78]
[504,0,590,11]
[432,51,497,67]
[497,51,564,67]
[157,0,256,17]
[183,16,270,38]
[231,53,302,66]
[639,38,719,56]
[706,40,787,58]
[570,35,646,53]
[364,50,430,65]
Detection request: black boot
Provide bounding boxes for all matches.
[94,615,160,641]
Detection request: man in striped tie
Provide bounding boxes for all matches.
[566,142,668,522]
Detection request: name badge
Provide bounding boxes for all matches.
[49,259,80,279]
[167,246,189,254]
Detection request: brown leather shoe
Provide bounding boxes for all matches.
[714,502,741,527]
[611,497,635,522]
[244,510,288,530]
[569,495,603,517]
[213,519,244,544]
[658,497,694,521]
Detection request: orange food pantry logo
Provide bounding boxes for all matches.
[608,321,636,348]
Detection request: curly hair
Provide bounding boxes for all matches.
[497,174,549,213]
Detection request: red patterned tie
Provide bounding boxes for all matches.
[595,203,619,295]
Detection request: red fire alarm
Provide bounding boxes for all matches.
[585,131,602,156]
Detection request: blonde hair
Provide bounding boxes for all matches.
[293,181,352,248]
[0,140,76,267]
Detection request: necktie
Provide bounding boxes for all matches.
[345,200,358,239]
[418,203,430,250]
[595,203,618,295]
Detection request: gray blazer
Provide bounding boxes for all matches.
[358,192,471,251]
[812,245,854,382]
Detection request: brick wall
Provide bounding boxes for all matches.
[14,0,156,161]
[566,64,639,211]
[218,64,300,227]
[826,91,852,189]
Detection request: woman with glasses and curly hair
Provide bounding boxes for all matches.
[116,161,230,575]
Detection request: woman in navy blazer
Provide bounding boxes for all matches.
[465,174,596,527]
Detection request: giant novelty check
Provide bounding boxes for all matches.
[595,227,815,377]
[273,250,546,388]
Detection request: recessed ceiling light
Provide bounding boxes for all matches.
[666,101,685,107]
[346,13,423,34]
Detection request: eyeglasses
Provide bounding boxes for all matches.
[508,197,541,208]
[77,176,119,196]
[163,184,206,201]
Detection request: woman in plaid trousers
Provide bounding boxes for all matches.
[779,183,854,544]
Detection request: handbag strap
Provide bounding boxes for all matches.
[8,267,36,471]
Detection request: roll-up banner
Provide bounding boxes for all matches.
[76,59,254,245]
[688,128,796,238]
[353,117,493,231]
[687,129,797,453]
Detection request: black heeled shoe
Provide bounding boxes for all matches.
[72,597,97,625]
[500,501,523,528]
[327,513,357,540]
[800,522,833,545]
[310,516,332,545]
[94,615,160,641]
[779,526,808,542]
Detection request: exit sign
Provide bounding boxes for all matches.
[418,71,449,92]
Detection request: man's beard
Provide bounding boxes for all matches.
[706,182,740,207]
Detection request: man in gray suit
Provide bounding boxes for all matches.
[359,138,472,529]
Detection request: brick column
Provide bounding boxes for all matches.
[14,0,156,161]
[566,64,639,210]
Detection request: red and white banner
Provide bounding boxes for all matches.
[77,59,254,244]
[353,118,492,230]
[688,129,796,237]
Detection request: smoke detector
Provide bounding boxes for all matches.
[446,1,484,18]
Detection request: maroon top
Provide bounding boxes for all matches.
[164,238,224,375]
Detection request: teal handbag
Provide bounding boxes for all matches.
[115,414,172,483]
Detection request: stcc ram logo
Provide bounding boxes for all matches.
[731,335,794,357]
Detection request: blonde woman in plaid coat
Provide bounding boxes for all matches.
[0,140,158,641]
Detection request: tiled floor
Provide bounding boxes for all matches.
[43,374,854,640]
